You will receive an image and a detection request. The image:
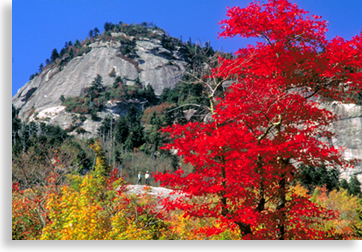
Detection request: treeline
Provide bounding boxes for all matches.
[19,17,362,192]
[12,71,207,188]
[29,38,91,81]
[29,20,163,81]
[297,164,362,197]
[27,19,229,83]
[11,141,362,240]
[15,30,222,187]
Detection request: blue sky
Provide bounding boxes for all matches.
[12,0,362,97]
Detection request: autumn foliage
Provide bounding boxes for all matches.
[13,142,154,240]
[154,0,362,239]
[12,0,362,240]
[12,142,362,240]
[12,142,216,240]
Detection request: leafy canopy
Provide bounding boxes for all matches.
[155,0,362,240]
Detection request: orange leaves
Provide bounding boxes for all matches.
[141,102,173,124]
[12,189,43,240]
[311,186,362,239]
[12,171,62,240]
[14,142,183,240]
[13,0,362,240]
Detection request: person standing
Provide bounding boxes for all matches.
[145,171,150,185]
[137,171,142,185]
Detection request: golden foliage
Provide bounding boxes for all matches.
[16,143,362,240]
[311,186,362,239]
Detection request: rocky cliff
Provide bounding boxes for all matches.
[319,101,362,179]
[12,29,362,181]
[12,31,187,137]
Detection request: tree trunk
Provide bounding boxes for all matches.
[276,174,286,240]
[256,155,265,212]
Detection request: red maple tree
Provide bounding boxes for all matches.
[155,0,362,239]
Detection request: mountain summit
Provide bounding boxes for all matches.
[12,22,362,180]
[12,23,189,136]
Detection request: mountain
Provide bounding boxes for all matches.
[12,26,187,138]
[12,22,362,181]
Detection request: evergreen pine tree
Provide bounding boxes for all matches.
[12,105,21,146]
[88,29,93,38]
[115,116,129,144]
[93,27,100,36]
[97,116,113,140]
[349,175,362,196]
[50,48,59,63]
[94,74,104,91]
[340,178,349,191]
[89,74,104,94]
[143,84,157,104]
[159,87,171,103]
[38,63,44,73]
[150,129,161,152]
[113,76,123,88]
[104,22,113,32]
[150,111,157,125]
[69,48,74,58]
[131,124,145,148]
[124,134,134,152]
[318,164,340,192]
[298,164,340,193]
[59,48,66,58]
[74,39,80,47]
[126,105,140,129]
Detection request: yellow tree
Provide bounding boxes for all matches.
[41,141,174,240]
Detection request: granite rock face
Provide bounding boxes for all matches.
[11,33,362,181]
[26,100,146,139]
[12,34,187,137]
[122,185,187,209]
[136,39,186,95]
[319,101,362,180]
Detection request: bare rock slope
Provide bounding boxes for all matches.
[320,101,362,179]
[12,33,187,137]
[12,32,362,180]
[122,185,187,209]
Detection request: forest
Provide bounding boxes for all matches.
[12,0,362,240]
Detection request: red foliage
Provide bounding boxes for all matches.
[155,0,362,240]
[141,102,173,124]
[12,171,61,240]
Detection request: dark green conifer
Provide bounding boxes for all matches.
[38,63,44,73]
[88,29,93,38]
[340,178,349,191]
[93,27,100,36]
[115,116,129,144]
[50,48,59,63]
[349,175,361,196]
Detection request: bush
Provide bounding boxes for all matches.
[141,102,173,124]
[311,186,362,239]
[108,68,116,78]
[90,110,99,121]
